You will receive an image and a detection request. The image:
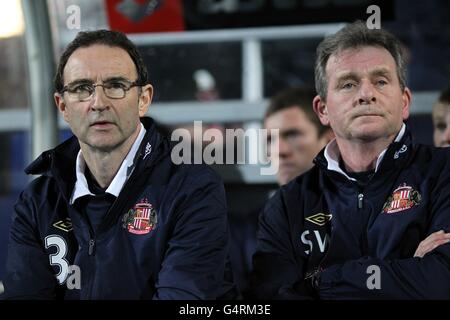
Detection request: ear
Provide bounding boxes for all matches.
[138,84,153,117]
[54,92,70,122]
[313,95,330,126]
[401,87,411,121]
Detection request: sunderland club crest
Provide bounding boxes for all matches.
[382,184,421,214]
[123,198,157,235]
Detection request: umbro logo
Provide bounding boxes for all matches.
[53,218,73,232]
[305,213,332,226]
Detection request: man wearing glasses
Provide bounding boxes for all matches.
[2,30,235,299]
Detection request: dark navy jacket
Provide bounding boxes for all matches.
[2,117,235,300]
[248,128,450,299]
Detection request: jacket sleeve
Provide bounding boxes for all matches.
[1,190,58,299]
[318,250,450,299]
[245,190,314,299]
[153,166,234,300]
[318,158,450,300]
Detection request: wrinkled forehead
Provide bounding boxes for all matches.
[265,107,318,131]
[433,103,450,120]
[63,44,137,83]
[325,46,396,77]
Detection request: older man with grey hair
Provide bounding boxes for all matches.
[247,21,450,300]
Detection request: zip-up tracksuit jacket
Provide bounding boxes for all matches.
[248,127,450,299]
[2,117,235,300]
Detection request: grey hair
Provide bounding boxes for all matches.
[314,20,407,101]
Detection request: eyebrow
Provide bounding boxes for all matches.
[433,113,447,121]
[335,68,392,82]
[65,78,92,87]
[335,72,358,83]
[102,76,130,82]
[370,68,392,79]
[66,76,130,86]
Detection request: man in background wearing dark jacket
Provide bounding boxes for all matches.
[1,30,235,299]
[248,21,450,299]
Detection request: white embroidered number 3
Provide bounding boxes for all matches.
[45,235,69,284]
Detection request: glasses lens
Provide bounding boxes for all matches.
[65,80,137,101]
[104,87,125,99]
[65,83,94,101]
[78,89,93,101]
[104,81,129,99]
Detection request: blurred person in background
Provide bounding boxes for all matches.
[264,87,333,185]
[432,85,450,147]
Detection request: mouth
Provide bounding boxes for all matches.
[354,113,383,119]
[90,121,114,128]
[353,107,383,119]
[279,163,296,171]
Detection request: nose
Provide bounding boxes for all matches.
[358,81,376,104]
[278,137,293,158]
[91,85,109,112]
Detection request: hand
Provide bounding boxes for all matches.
[414,230,450,258]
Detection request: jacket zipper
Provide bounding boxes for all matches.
[82,148,159,298]
[86,234,96,299]
[358,193,364,209]
[357,186,369,255]
[79,212,96,299]
[78,165,141,299]
[88,238,96,256]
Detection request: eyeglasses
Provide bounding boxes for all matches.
[61,79,141,101]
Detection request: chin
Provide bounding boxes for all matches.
[277,174,289,186]
[87,139,119,151]
[352,124,389,141]
[279,173,296,185]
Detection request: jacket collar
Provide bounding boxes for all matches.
[315,123,414,180]
[24,117,169,202]
[70,123,147,204]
